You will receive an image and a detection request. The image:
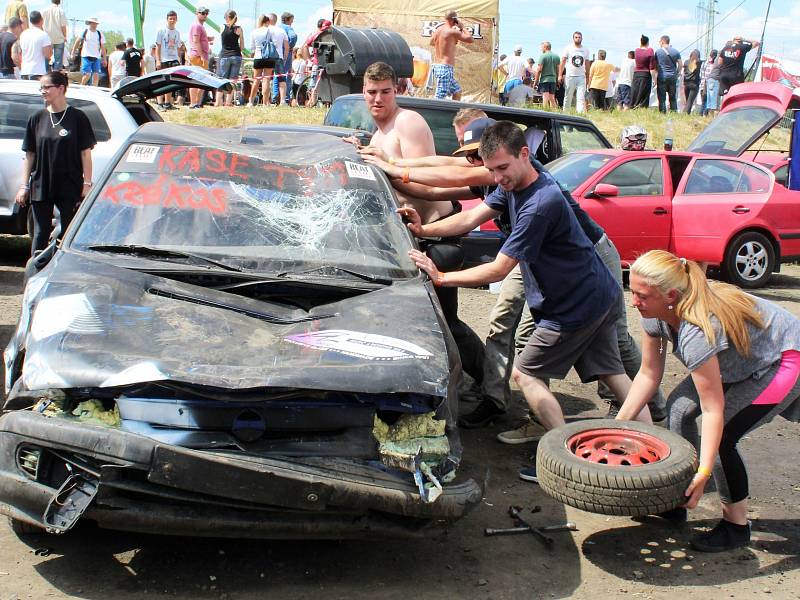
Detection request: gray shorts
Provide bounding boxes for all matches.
[515,303,624,383]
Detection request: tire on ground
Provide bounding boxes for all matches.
[536,419,697,517]
[7,516,45,535]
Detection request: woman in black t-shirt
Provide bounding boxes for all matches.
[16,71,96,254]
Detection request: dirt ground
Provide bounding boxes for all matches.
[0,234,798,600]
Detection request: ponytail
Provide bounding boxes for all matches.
[225,9,237,25]
[257,14,268,28]
[631,250,764,355]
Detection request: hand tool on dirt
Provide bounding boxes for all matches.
[483,505,578,545]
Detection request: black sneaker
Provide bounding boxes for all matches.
[518,465,538,484]
[605,401,621,418]
[458,398,504,429]
[690,519,751,552]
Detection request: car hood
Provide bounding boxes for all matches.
[15,252,450,397]
[111,65,234,100]
[687,81,800,156]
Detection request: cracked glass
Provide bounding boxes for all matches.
[71,144,418,279]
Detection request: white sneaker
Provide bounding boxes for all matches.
[496,420,547,444]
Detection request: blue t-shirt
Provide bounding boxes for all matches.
[655,46,681,79]
[484,171,619,331]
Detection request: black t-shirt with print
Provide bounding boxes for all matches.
[121,47,143,77]
[719,41,754,79]
[22,107,97,203]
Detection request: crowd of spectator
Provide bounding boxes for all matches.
[493,31,760,115]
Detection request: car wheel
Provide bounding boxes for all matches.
[723,231,775,289]
[7,516,44,535]
[536,419,697,517]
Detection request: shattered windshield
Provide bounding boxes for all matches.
[71,144,417,279]
[686,106,780,157]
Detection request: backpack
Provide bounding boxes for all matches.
[71,28,102,69]
[260,30,280,60]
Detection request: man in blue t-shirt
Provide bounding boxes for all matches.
[402,121,635,459]
[655,35,682,113]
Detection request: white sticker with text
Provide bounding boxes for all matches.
[127,144,160,164]
[345,161,376,181]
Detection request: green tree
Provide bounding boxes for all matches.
[103,30,125,54]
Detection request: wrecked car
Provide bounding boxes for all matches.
[0,123,481,538]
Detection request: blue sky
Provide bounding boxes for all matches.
[32,0,800,65]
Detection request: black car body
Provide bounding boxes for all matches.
[324,94,613,267]
[1,123,481,538]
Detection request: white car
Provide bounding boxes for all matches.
[0,66,232,236]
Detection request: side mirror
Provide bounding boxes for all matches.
[590,183,619,198]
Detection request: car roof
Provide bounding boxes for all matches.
[130,122,363,165]
[567,149,696,158]
[335,93,604,127]
[0,79,120,102]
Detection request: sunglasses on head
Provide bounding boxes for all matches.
[465,152,482,164]
[199,10,209,15]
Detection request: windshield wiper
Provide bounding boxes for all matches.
[276,265,393,285]
[86,244,242,272]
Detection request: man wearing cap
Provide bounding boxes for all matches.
[718,35,759,97]
[188,6,210,108]
[430,9,473,100]
[72,16,104,86]
[498,45,527,99]
[361,114,666,433]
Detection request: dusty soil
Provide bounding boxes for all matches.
[0,234,798,600]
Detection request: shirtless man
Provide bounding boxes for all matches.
[430,9,473,100]
[358,61,486,387]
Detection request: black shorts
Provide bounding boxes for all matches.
[253,58,276,70]
[538,81,556,94]
[161,60,180,68]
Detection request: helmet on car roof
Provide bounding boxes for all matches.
[620,125,647,151]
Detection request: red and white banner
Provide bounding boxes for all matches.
[757,53,800,90]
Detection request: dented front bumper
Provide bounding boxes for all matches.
[0,411,482,538]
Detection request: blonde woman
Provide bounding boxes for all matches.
[248,14,273,106]
[617,250,800,552]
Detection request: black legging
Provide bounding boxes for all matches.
[630,71,652,108]
[683,82,699,114]
[31,196,79,255]
[425,239,486,385]
[716,403,774,503]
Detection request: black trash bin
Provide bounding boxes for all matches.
[314,26,413,104]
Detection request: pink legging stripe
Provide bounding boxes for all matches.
[752,350,800,405]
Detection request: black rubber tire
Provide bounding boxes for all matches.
[7,516,45,535]
[722,230,775,289]
[536,419,697,517]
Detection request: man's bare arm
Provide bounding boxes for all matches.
[358,146,468,168]
[392,181,476,202]
[399,202,498,238]
[410,249,517,288]
[363,156,493,188]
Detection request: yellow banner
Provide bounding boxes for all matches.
[333,0,498,103]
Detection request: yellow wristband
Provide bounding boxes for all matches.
[697,465,712,478]
[402,167,410,184]
[388,157,396,165]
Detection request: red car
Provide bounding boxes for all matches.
[546,81,800,288]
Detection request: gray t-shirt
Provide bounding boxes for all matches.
[642,295,800,383]
[156,28,181,62]
[655,46,681,79]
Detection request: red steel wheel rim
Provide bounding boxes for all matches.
[566,428,671,467]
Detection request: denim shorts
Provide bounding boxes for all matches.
[81,56,101,74]
[217,56,242,80]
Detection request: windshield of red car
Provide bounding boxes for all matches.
[686,106,779,156]
[71,144,418,279]
[546,153,615,192]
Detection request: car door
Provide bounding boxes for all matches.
[0,92,42,223]
[577,156,670,264]
[671,157,775,264]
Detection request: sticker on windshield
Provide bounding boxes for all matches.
[285,330,432,361]
[127,144,160,164]
[345,161,376,181]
